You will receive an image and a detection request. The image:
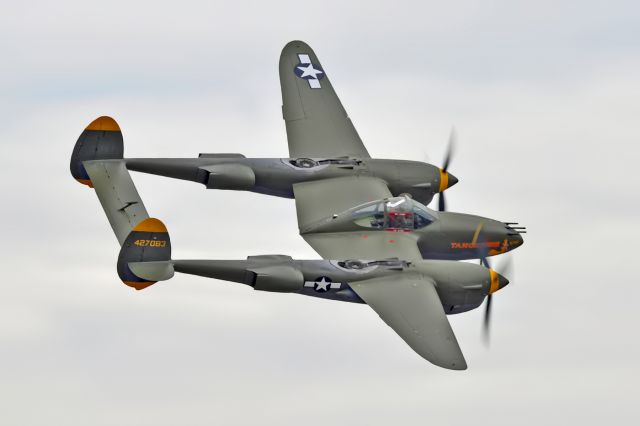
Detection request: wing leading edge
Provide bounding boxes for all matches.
[280,40,370,159]
[351,274,467,370]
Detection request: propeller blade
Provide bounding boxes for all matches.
[436,127,457,213]
[481,256,492,345]
[483,294,492,345]
[438,193,446,211]
[480,255,514,345]
[497,256,513,282]
[442,127,456,172]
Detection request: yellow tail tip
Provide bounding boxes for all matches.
[85,116,120,132]
[133,218,168,233]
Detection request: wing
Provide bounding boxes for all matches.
[280,40,370,159]
[302,232,422,262]
[350,275,467,370]
[293,176,422,261]
[293,176,391,230]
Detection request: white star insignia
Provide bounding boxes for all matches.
[297,64,323,79]
[315,277,331,291]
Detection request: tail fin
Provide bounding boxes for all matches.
[70,116,124,187]
[117,218,173,290]
[71,116,148,245]
[72,117,174,290]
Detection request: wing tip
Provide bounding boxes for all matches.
[449,360,468,371]
[424,353,468,370]
[282,40,313,54]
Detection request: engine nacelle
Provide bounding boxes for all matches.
[248,264,304,293]
[367,159,441,205]
[201,163,255,190]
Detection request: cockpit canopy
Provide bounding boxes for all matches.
[352,196,435,231]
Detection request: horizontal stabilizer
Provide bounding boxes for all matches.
[84,160,149,245]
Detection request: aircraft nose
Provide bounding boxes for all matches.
[503,223,525,251]
[509,232,524,249]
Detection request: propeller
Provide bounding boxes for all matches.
[480,255,513,345]
[437,127,457,212]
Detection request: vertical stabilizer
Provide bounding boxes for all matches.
[70,116,124,186]
[71,116,149,244]
[117,218,172,290]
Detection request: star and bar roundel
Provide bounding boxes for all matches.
[294,54,325,89]
[304,276,342,293]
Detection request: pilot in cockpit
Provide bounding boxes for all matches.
[353,196,434,231]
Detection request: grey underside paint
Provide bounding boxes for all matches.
[350,274,467,370]
[280,40,370,159]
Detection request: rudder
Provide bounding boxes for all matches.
[71,116,149,245]
[70,116,124,187]
[71,117,173,290]
[117,218,172,290]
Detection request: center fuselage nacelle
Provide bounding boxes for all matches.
[303,196,525,261]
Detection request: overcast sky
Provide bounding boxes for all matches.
[1,1,639,425]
